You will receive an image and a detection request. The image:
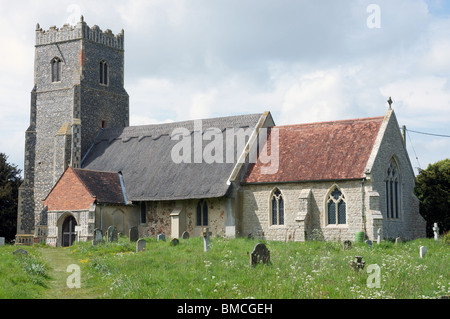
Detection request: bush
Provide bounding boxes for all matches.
[444,231,450,245]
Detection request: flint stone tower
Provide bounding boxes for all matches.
[16,17,129,244]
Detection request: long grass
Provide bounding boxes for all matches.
[67,236,449,299]
[0,237,448,299]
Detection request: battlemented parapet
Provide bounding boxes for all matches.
[35,16,124,50]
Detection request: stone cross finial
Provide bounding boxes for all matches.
[388,97,393,109]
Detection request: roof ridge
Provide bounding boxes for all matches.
[272,115,385,129]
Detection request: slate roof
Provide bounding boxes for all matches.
[73,168,126,205]
[242,116,385,184]
[82,113,264,201]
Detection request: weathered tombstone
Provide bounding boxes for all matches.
[419,246,427,258]
[13,249,28,255]
[202,227,211,252]
[377,228,381,244]
[129,226,138,242]
[157,234,166,242]
[107,226,118,243]
[250,243,271,267]
[182,231,190,239]
[395,237,402,245]
[350,256,365,271]
[343,240,352,250]
[433,223,439,241]
[0,237,5,246]
[92,228,104,246]
[136,239,146,252]
[171,238,179,246]
[365,239,373,248]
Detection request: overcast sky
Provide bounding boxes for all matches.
[1,0,449,175]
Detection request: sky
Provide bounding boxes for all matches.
[0,0,449,176]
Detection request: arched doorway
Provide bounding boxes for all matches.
[62,215,77,247]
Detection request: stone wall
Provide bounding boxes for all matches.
[138,197,230,239]
[241,180,370,242]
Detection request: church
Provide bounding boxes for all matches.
[15,18,426,246]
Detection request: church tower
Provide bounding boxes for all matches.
[16,17,129,244]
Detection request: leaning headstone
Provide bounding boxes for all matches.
[182,231,190,239]
[377,228,381,244]
[136,239,146,252]
[157,234,166,242]
[433,223,439,241]
[107,226,118,243]
[0,237,5,246]
[365,239,373,248]
[250,243,271,267]
[419,246,427,258]
[129,226,139,242]
[350,256,365,271]
[171,238,179,246]
[13,249,28,255]
[343,240,352,250]
[395,237,402,245]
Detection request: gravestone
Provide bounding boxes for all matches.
[13,249,28,255]
[107,226,118,243]
[157,234,166,242]
[377,228,381,244]
[92,228,104,245]
[136,239,146,252]
[433,223,439,241]
[250,243,271,267]
[419,246,427,258]
[350,256,365,271]
[182,231,190,239]
[129,226,138,242]
[171,238,179,246]
[202,227,211,252]
[395,237,402,245]
[365,239,373,247]
[343,240,352,250]
[0,237,5,246]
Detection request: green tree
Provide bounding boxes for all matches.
[414,158,450,237]
[0,153,22,242]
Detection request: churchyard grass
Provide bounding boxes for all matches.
[0,237,448,298]
[68,236,449,299]
[0,244,49,298]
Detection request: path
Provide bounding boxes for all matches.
[39,247,103,299]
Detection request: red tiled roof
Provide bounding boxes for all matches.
[242,116,384,184]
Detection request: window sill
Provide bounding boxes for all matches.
[325,224,348,228]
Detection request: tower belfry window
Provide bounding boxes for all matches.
[99,60,108,85]
[51,57,62,82]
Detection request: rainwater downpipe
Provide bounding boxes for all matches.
[361,175,367,235]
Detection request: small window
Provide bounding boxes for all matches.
[101,120,107,129]
[327,187,346,225]
[99,60,108,85]
[140,202,146,224]
[51,57,62,82]
[271,189,284,225]
[196,200,208,226]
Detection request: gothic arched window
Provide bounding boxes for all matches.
[271,189,284,225]
[99,60,108,85]
[327,187,346,225]
[51,57,62,82]
[385,158,400,219]
[196,200,208,226]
